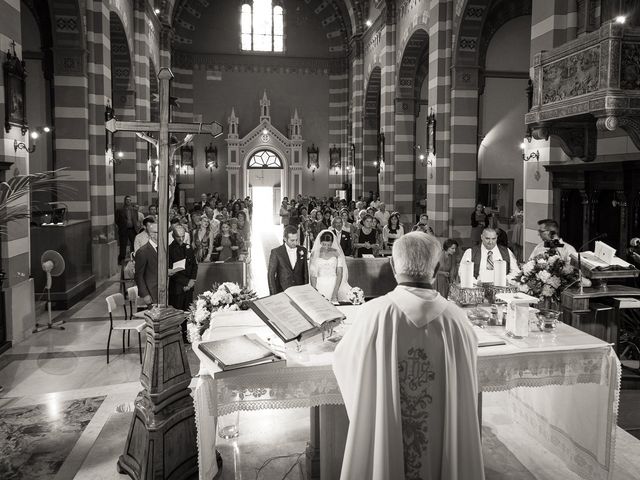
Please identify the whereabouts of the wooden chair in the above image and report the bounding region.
[105,293,146,364]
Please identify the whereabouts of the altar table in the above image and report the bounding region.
[192,306,620,480]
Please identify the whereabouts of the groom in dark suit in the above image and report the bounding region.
[268,225,309,294]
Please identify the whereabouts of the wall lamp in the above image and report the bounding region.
[14,126,52,153]
[307,143,319,180]
[205,143,218,170]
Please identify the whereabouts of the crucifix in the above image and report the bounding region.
[106,67,222,306]
[112,67,223,480]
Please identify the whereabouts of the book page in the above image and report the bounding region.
[199,335,275,368]
[284,284,345,326]
[254,293,315,340]
[172,258,186,271]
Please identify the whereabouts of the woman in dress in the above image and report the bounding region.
[192,215,214,262]
[213,221,243,262]
[382,212,405,249]
[309,230,352,302]
[279,199,290,226]
[435,239,459,298]
[470,203,489,245]
[177,205,190,225]
[352,214,382,257]
[511,198,524,262]
[340,208,357,235]
[231,202,242,218]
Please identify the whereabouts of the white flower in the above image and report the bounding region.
[522,262,535,275]
[541,285,554,297]
[194,306,209,324]
[562,264,574,275]
[547,255,560,265]
[187,323,201,343]
[537,270,551,283]
[537,258,548,266]
[196,298,206,311]
[221,282,241,295]
[229,304,239,311]
[518,283,530,293]
[548,275,561,289]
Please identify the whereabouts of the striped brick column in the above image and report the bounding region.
[426,0,453,236]
[524,0,578,257]
[113,92,137,205]
[350,40,364,201]
[393,98,416,224]
[362,119,378,199]
[449,73,479,246]
[379,22,396,210]
[0,3,37,341]
[134,0,152,208]
[87,0,117,278]
[172,66,195,207]
[328,68,348,193]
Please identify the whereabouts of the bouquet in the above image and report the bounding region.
[347,286,365,305]
[513,252,577,304]
[187,282,257,342]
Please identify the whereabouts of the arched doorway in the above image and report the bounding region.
[245,149,285,226]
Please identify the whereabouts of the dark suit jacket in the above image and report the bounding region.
[134,242,158,303]
[267,244,309,295]
[115,205,140,232]
[330,228,352,256]
[168,241,198,295]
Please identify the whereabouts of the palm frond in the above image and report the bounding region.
[0,169,72,232]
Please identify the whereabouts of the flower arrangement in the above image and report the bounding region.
[513,252,577,304]
[347,286,365,305]
[187,282,257,342]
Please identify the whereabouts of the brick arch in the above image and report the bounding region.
[364,66,381,120]
[396,28,428,99]
[453,0,531,70]
[110,12,133,94]
[169,0,358,55]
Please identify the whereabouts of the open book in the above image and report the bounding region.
[570,241,633,271]
[250,284,346,343]
[197,334,283,372]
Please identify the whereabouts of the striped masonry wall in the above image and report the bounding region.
[86,0,116,254]
[0,0,29,289]
[172,66,195,206]
[393,103,416,225]
[427,0,453,236]
[524,0,578,257]
[379,23,396,211]
[351,54,364,200]
[133,0,152,209]
[113,97,137,206]
[328,70,349,193]
[362,119,378,199]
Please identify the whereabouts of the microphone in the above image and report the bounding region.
[576,233,608,294]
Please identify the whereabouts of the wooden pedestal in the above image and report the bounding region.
[118,306,198,480]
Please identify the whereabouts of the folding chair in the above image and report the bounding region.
[105,293,146,364]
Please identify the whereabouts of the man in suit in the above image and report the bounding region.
[197,193,210,211]
[331,216,352,256]
[461,227,520,284]
[115,195,140,263]
[168,225,198,341]
[135,222,158,305]
[268,225,309,294]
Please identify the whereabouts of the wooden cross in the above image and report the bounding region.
[106,67,222,306]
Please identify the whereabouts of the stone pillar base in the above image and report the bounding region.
[92,240,119,280]
[4,278,36,344]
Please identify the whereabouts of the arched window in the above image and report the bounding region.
[248,150,283,168]
[241,0,284,52]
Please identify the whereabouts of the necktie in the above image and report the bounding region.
[487,251,494,271]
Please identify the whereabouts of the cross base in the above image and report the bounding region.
[118,306,198,480]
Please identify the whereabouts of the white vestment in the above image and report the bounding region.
[333,285,484,480]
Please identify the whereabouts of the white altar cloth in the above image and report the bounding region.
[192,306,620,480]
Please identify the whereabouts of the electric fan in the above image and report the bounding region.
[33,250,66,332]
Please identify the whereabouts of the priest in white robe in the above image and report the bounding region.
[333,232,484,480]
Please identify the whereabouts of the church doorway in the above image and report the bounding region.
[245,150,285,225]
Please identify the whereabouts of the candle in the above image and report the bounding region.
[494,259,507,286]
[460,260,474,288]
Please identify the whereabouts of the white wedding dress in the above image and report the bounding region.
[315,256,339,300]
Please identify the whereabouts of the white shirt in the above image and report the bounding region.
[461,244,520,283]
[149,239,157,252]
[529,239,577,262]
[285,244,297,269]
[374,210,390,227]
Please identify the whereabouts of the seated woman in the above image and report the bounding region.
[236,211,251,242]
[192,215,214,262]
[382,212,404,249]
[413,213,435,235]
[434,238,459,298]
[309,230,352,302]
[352,214,382,257]
[340,208,357,235]
[212,221,244,262]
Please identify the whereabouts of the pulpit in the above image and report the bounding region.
[30,219,95,309]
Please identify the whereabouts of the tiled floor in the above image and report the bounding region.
[1,224,640,479]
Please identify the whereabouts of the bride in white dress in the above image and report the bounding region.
[309,229,352,302]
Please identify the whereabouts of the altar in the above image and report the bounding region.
[192,306,620,480]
